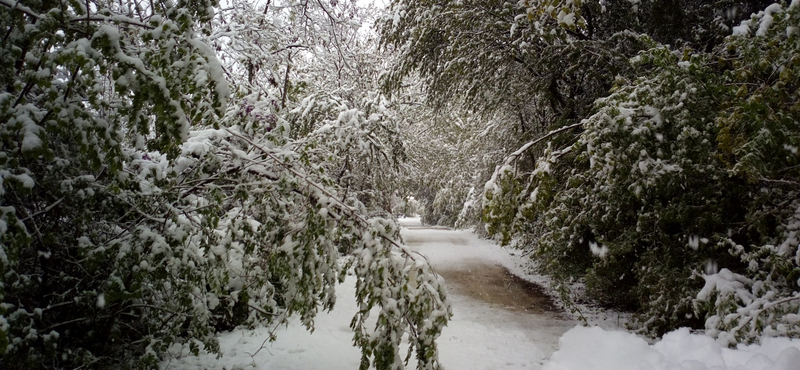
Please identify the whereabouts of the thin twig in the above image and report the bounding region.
[20,197,64,222]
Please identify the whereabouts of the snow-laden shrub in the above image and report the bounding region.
[391,195,424,217]
[484,1,800,341]
[424,183,469,227]
[1,2,229,367]
[693,1,800,344]
[296,92,407,213]
[486,38,736,334]
[0,2,451,369]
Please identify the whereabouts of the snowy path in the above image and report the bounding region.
[165,218,574,370]
[398,218,574,369]
[401,219,576,369]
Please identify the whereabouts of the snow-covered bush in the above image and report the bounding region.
[693,1,800,344]
[290,92,406,214]
[1,2,229,367]
[391,195,423,217]
[484,1,800,341]
[0,1,450,369]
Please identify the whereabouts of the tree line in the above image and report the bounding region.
[0,1,449,369]
[384,0,800,343]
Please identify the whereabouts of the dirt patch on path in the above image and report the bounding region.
[437,262,561,315]
[401,226,565,317]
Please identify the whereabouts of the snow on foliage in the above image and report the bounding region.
[380,0,799,357]
[479,0,800,342]
[0,1,449,369]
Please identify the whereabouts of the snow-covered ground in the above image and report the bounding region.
[163,217,800,370]
[398,218,575,369]
[544,326,800,370]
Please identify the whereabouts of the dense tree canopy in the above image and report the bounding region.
[382,0,800,343]
[3,0,800,368]
[0,1,450,369]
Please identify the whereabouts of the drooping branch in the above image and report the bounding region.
[488,120,584,183]
[0,0,42,19]
[225,128,429,263]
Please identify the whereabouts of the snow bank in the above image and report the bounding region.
[542,326,800,370]
[163,277,367,370]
